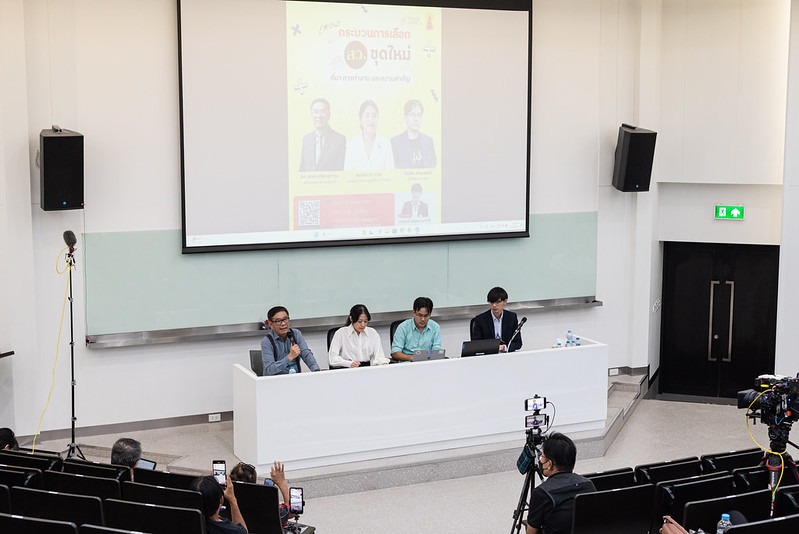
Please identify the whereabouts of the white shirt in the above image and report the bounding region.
[344,135,395,170]
[492,311,503,340]
[328,325,389,368]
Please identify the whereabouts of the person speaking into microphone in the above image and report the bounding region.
[261,306,320,376]
[470,287,523,352]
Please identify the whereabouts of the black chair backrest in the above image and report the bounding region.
[725,512,799,533]
[634,457,701,485]
[132,468,198,490]
[469,316,477,339]
[389,319,403,344]
[44,470,122,500]
[327,326,338,351]
[0,465,43,488]
[0,512,78,534]
[80,526,142,534]
[231,480,284,534]
[700,448,762,473]
[0,483,9,513]
[63,459,130,481]
[583,469,636,491]
[122,480,202,510]
[104,498,204,534]
[249,349,264,376]
[10,485,104,527]
[571,483,654,534]
[775,483,799,516]
[682,488,772,533]
[731,465,770,492]
[652,474,736,534]
[0,449,63,471]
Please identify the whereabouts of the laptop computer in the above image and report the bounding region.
[413,349,447,361]
[461,339,502,357]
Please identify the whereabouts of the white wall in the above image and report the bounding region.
[0,0,792,437]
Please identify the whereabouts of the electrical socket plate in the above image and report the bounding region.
[208,413,221,422]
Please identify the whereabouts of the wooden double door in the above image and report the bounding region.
[659,242,779,398]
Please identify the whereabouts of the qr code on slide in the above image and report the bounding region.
[298,199,321,227]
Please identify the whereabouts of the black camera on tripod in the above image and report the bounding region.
[737,374,799,425]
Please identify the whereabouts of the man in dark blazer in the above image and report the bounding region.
[471,286,522,352]
[299,98,346,172]
[391,99,437,169]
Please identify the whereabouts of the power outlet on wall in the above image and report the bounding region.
[208,413,222,423]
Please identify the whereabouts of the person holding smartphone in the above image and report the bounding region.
[328,304,389,369]
[230,461,294,529]
[261,306,320,375]
[192,473,249,533]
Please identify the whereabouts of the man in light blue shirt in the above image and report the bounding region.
[261,306,320,375]
[390,296,442,362]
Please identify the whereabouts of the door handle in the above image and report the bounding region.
[723,281,734,362]
[708,281,719,362]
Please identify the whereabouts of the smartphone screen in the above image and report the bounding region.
[289,486,304,514]
[525,414,547,428]
[213,460,226,485]
[525,397,546,411]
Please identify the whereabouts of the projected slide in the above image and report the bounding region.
[179,0,530,251]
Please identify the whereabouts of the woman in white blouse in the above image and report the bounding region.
[328,304,389,369]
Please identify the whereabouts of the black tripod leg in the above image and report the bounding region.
[510,468,534,534]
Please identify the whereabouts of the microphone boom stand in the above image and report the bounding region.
[64,249,85,460]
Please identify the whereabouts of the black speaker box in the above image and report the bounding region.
[40,128,84,211]
[612,124,656,192]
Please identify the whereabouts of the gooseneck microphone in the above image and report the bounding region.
[506,316,527,352]
[63,230,77,254]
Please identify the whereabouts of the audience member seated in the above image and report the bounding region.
[0,428,19,450]
[192,474,248,533]
[111,437,141,481]
[230,461,293,529]
[471,286,522,352]
[390,296,441,362]
[526,433,596,534]
[261,306,320,375]
[328,304,389,369]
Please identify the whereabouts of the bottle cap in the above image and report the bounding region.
[721,513,730,521]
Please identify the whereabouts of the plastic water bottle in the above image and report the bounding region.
[716,513,731,533]
[288,364,297,375]
[566,329,574,345]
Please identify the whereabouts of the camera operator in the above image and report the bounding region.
[525,433,595,534]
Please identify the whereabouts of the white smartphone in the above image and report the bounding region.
[289,486,304,514]
[213,460,226,486]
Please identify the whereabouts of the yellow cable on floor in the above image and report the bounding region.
[30,248,71,453]
[744,387,786,498]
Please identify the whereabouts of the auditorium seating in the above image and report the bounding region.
[571,483,654,534]
[582,467,636,491]
[725,512,799,532]
[0,449,63,471]
[0,483,9,513]
[44,470,122,500]
[731,465,770,492]
[634,457,702,484]
[775,483,799,516]
[103,498,204,534]
[0,512,78,534]
[249,348,264,375]
[80,526,142,534]
[682,488,772,532]
[132,466,198,489]
[10,486,105,527]
[230,480,285,534]
[62,459,130,481]
[0,465,42,488]
[650,473,736,533]
[121,480,202,509]
[700,448,762,473]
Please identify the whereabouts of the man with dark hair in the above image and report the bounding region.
[111,437,141,480]
[192,475,248,533]
[391,99,437,169]
[261,306,320,375]
[390,296,442,362]
[0,428,19,450]
[471,286,522,352]
[526,433,595,534]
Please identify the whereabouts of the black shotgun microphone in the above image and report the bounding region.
[63,230,77,254]
[506,317,527,352]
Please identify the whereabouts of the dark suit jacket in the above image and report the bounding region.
[470,309,522,352]
[399,200,428,218]
[391,132,437,169]
[300,127,346,171]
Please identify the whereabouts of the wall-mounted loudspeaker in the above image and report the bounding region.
[612,124,656,192]
[40,127,84,211]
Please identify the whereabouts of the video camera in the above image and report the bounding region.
[737,374,799,425]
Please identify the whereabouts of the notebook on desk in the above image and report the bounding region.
[412,349,447,361]
[461,339,502,357]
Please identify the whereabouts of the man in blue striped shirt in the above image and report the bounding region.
[390,296,442,362]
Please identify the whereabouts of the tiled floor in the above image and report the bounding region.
[34,398,772,533]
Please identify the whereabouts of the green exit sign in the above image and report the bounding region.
[715,205,745,220]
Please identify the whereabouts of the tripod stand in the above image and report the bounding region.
[64,250,85,460]
[761,422,799,516]
[510,430,545,534]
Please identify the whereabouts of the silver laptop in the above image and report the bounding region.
[413,349,447,361]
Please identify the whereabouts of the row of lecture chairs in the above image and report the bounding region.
[571,448,799,533]
[0,449,287,534]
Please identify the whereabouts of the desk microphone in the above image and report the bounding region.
[506,317,527,352]
[63,230,77,254]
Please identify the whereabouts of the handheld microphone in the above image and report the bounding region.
[63,230,77,253]
[287,329,296,345]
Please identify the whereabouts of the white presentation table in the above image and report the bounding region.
[233,340,608,470]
